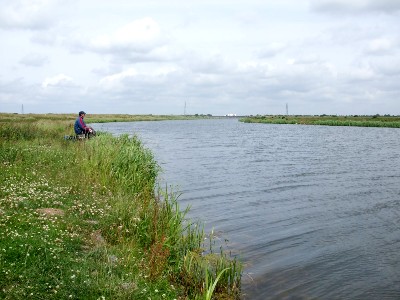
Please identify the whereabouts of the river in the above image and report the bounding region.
[94,118,400,300]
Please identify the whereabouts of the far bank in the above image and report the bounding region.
[239,114,400,128]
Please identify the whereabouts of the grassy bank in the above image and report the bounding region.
[0,114,241,299]
[239,115,400,128]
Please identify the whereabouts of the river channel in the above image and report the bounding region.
[94,118,400,300]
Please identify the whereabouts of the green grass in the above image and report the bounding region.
[239,115,400,128]
[0,114,242,299]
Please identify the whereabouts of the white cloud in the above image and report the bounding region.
[310,0,400,14]
[345,66,376,82]
[99,65,180,91]
[256,43,287,58]
[99,69,138,90]
[89,18,165,53]
[0,0,61,30]
[42,74,73,88]
[30,28,65,46]
[286,54,322,65]
[371,59,400,76]
[20,53,49,67]
[365,38,394,55]
[184,53,236,75]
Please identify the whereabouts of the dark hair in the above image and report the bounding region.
[79,111,86,115]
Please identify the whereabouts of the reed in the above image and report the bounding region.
[204,268,229,300]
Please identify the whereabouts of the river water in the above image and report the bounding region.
[94,119,400,300]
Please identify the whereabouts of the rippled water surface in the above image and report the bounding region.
[94,119,400,299]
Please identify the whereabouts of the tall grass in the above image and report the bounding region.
[80,133,159,195]
[78,133,242,298]
[0,114,242,299]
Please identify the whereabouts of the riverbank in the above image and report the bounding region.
[239,115,400,128]
[0,114,241,299]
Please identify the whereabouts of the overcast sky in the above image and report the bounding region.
[1,0,400,116]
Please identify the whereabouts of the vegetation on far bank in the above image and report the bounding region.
[239,114,400,128]
[0,113,216,125]
[0,113,242,299]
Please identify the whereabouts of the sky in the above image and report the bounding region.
[1,0,400,116]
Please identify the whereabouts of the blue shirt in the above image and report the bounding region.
[74,116,87,134]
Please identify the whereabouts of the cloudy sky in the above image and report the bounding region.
[1,0,400,116]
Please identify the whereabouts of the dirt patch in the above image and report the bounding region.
[85,220,99,225]
[90,230,106,247]
[36,208,65,216]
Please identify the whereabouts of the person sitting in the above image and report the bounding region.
[74,111,94,138]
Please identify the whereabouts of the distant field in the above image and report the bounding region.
[239,115,400,128]
[0,113,214,123]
